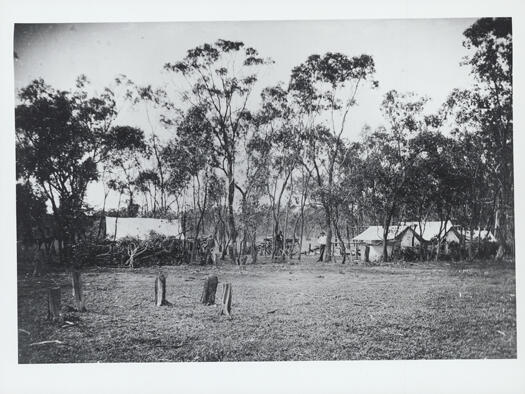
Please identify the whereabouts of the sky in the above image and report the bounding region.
[13,19,478,209]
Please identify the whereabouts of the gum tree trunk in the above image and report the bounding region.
[227,167,238,263]
[323,204,332,262]
[494,192,506,261]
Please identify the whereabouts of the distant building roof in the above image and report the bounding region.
[105,217,184,240]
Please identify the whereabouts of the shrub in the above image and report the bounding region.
[398,247,419,262]
[476,240,498,259]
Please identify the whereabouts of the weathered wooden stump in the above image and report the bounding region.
[71,270,87,312]
[32,259,42,277]
[47,287,61,322]
[200,275,218,305]
[32,249,45,277]
[219,283,232,317]
[154,273,169,306]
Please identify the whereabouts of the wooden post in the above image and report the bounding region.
[155,274,168,306]
[200,275,218,305]
[219,283,232,317]
[71,270,87,312]
[47,287,61,322]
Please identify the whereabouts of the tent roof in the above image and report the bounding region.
[352,221,455,243]
[105,217,184,240]
[403,221,453,241]
[352,225,407,242]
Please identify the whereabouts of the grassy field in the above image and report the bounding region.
[17,257,516,363]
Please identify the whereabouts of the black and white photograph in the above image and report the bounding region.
[2,0,524,393]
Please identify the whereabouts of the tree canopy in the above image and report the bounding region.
[15,18,515,264]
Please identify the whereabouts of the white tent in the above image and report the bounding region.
[105,217,184,240]
[351,225,406,262]
[351,221,457,262]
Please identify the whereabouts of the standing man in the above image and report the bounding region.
[317,231,327,262]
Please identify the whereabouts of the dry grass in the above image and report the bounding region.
[17,257,516,363]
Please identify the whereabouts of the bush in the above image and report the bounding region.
[398,247,419,262]
[476,240,498,259]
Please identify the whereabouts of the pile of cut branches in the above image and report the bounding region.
[72,232,191,267]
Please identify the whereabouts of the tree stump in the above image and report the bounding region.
[47,287,61,322]
[71,270,87,312]
[200,275,218,305]
[32,249,45,277]
[154,274,169,306]
[219,283,232,317]
[32,258,42,277]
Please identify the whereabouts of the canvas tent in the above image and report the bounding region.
[105,217,184,240]
[351,221,457,262]
[351,225,407,262]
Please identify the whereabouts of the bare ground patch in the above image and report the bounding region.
[17,258,516,363]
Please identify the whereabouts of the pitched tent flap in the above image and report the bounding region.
[105,217,185,240]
